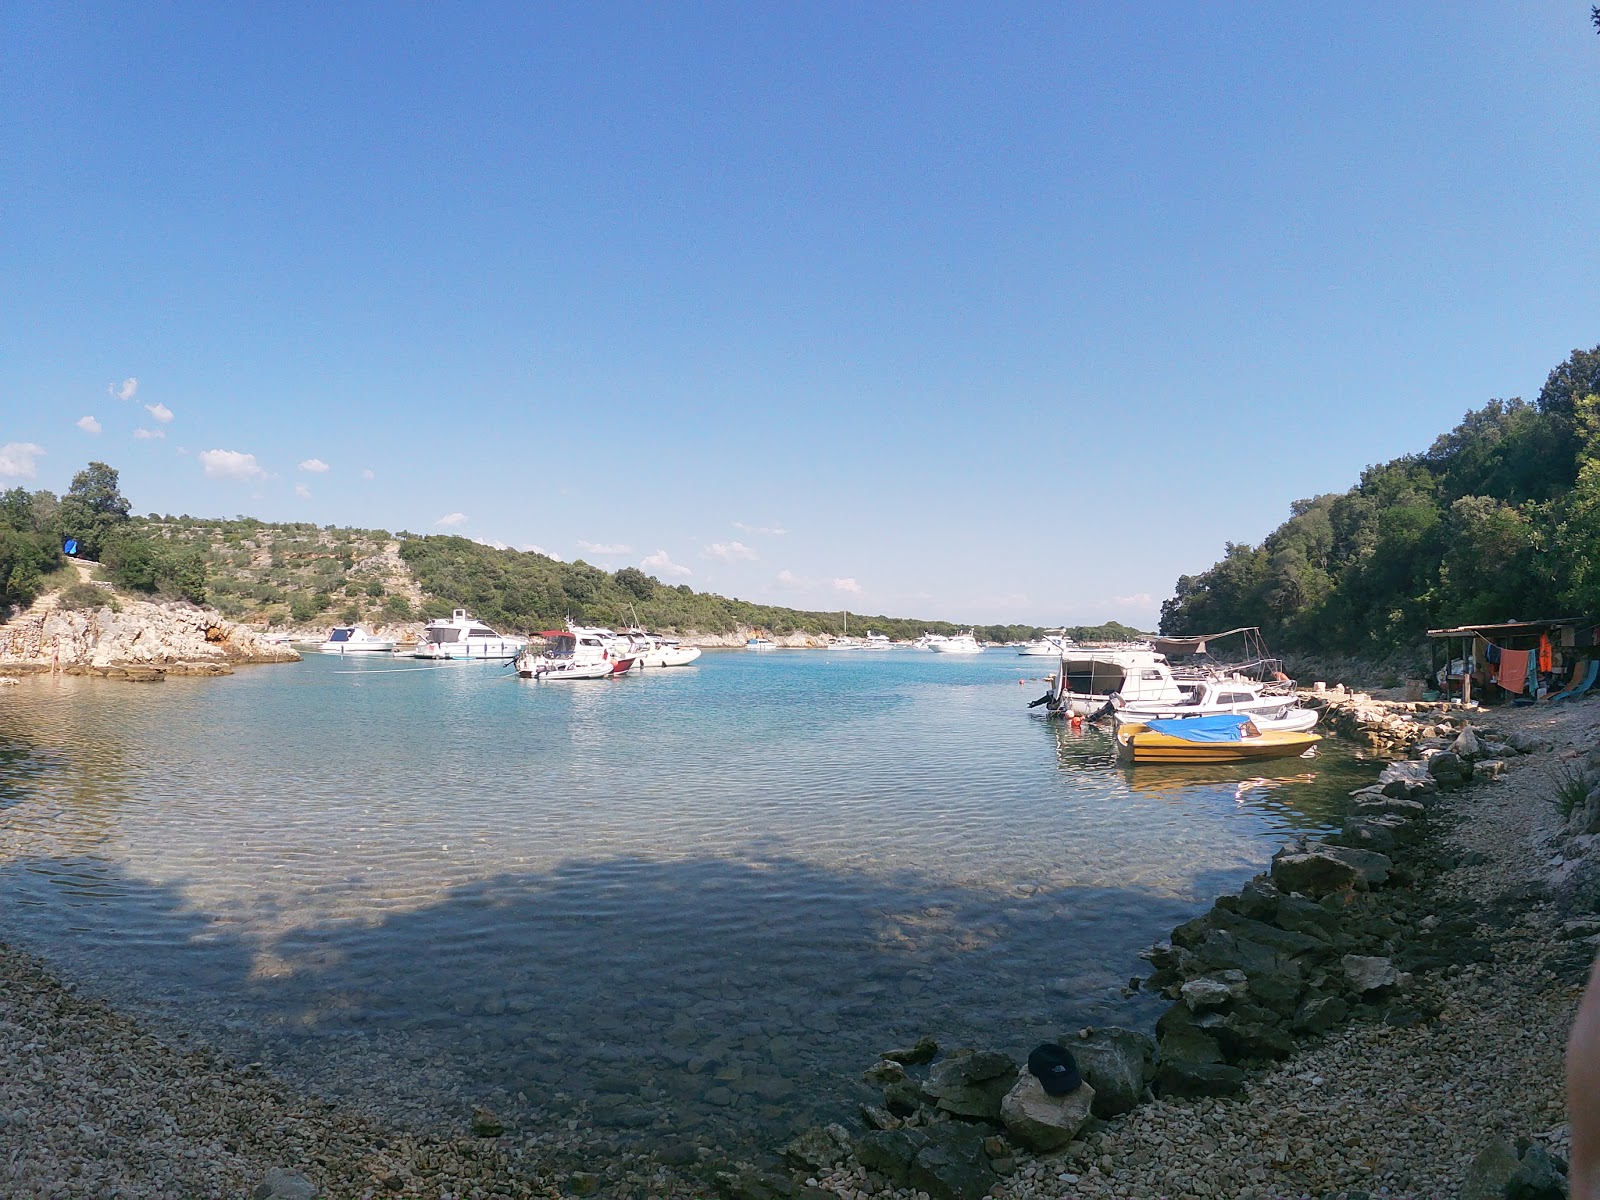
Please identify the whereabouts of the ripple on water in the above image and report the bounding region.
[0,653,1374,1154]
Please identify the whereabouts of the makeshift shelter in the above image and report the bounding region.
[1426,618,1598,704]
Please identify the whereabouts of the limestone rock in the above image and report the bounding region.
[782,1123,853,1171]
[1154,1059,1246,1098]
[1291,994,1349,1035]
[1451,725,1483,760]
[0,594,300,670]
[1070,1027,1156,1117]
[1460,1140,1519,1200]
[252,1169,318,1200]
[1181,977,1236,1011]
[907,1124,997,1200]
[1343,954,1410,994]
[924,1049,1017,1120]
[882,1036,939,1065]
[469,1106,503,1137]
[999,1074,1094,1153]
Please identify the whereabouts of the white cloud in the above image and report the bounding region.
[76,415,102,434]
[734,522,787,536]
[642,550,692,578]
[361,468,375,480]
[294,483,312,499]
[0,442,45,479]
[109,377,138,401]
[144,403,174,424]
[434,512,468,528]
[704,540,757,562]
[474,537,510,550]
[299,458,330,473]
[577,540,632,556]
[523,544,563,561]
[199,448,266,481]
[833,577,862,594]
[133,428,166,440]
[1109,592,1154,608]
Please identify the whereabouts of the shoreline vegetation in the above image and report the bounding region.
[2,684,1593,1199]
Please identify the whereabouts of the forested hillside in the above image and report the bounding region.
[8,463,1145,641]
[1160,345,1600,655]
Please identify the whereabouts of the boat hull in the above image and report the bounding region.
[1114,721,1321,764]
[517,659,612,680]
[316,643,395,654]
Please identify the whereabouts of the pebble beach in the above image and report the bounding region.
[3,697,1596,1200]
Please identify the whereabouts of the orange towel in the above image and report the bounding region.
[1539,634,1553,673]
[1497,648,1531,694]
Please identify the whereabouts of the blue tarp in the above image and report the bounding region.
[1143,715,1253,742]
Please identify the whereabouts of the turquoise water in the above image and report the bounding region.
[0,650,1374,1155]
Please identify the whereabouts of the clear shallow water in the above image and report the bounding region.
[0,650,1375,1155]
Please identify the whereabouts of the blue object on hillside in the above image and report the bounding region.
[1552,659,1599,704]
[1143,714,1255,742]
[63,538,78,556]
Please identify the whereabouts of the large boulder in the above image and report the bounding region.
[1069,1027,1156,1117]
[782,1124,853,1172]
[1343,954,1409,995]
[1154,1059,1246,1098]
[999,1074,1094,1152]
[1426,750,1473,789]
[1156,1004,1223,1066]
[1271,842,1392,896]
[1451,726,1483,760]
[923,1049,1018,1121]
[856,1124,996,1200]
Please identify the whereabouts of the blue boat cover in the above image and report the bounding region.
[1143,714,1254,742]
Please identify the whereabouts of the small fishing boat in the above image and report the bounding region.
[1114,714,1321,764]
[316,625,395,654]
[514,631,633,679]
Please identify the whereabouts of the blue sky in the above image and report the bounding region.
[3,3,1597,627]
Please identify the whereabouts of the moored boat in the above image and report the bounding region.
[1111,676,1300,723]
[515,630,633,679]
[1018,630,1076,657]
[929,630,983,654]
[413,610,527,660]
[745,636,777,651]
[316,625,395,654]
[1114,714,1321,764]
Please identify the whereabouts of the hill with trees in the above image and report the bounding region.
[6,461,1143,643]
[1159,344,1600,657]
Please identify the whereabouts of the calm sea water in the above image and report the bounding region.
[0,650,1374,1157]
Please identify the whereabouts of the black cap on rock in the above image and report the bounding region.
[1026,1043,1082,1096]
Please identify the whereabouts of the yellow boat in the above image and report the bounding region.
[1114,714,1321,764]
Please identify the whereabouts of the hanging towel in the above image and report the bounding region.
[1539,634,1553,673]
[1496,648,1531,695]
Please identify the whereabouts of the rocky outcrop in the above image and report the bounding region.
[0,593,300,673]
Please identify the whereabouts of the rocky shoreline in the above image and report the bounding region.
[2,695,1596,1199]
[0,592,300,677]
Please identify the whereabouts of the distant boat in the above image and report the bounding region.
[413,610,527,660]
[1018,630,1075,657]
[863,631,893,650]
[929,630,983,654]
[746,636,777,652]
[316,625,395,654]
[515,630,630,680]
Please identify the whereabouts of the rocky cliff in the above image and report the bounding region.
[0,594,301,675]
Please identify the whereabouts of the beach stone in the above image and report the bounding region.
[1212,1008,1296,1061]
[782,1123,853,1171]
[1272,894,1342,941]
[1508,731,1553,754]
[854,1129,926,1186]
[469,1106,503,1137]
[1154,1059,1246,1098]
[1070,1027,1156,1117]
[1181,977,1235,1011]
[1343,954,1409,995]
[1506,1142,1567,1199]
[1427,750,1473,788]
[1476,759,1507,780]
[1156,1004,1223,1065]
[1234,876,1283,921]
[1460,1139,1519,1200]
[252,1169,319,1200]
[1291,994,1349,1035]
[908,1124,997,1200]
[924,1049,1017,1120]
[1000,1074,1094,1152]
[1451,726,1483,760]
[1271,846,1360,897]
[1352,793,1428,819]
[882,1036,938,1065]
[1338,818,1398,853]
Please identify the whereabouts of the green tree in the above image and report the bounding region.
[55,462,132,559]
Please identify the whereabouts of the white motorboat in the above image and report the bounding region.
[863,631,893,650]
[1111,677,1301,723]
[620,628,702,667]
[413,609,527,660]
[515,630,628,679]
[746,636,777,651]
[316,625,395,654]
[1019,630,1076,657]
[1033,645,1180,716]
[930,630,984,654]
[828,637,862,650]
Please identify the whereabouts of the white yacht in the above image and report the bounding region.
[515,630,626,679]
[569,621,701,668]
[1019,630,1076,657]
[316,625,395,654]
[413,610,527,660]
[746,636,777,651]
[930,630,984,654]
[1035,645,1178,716]
[915,633,948,650]
[863,631,893,650]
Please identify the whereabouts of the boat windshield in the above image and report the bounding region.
[327,628,351,642]
[468,627,500,639]
[426,628,461,643]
